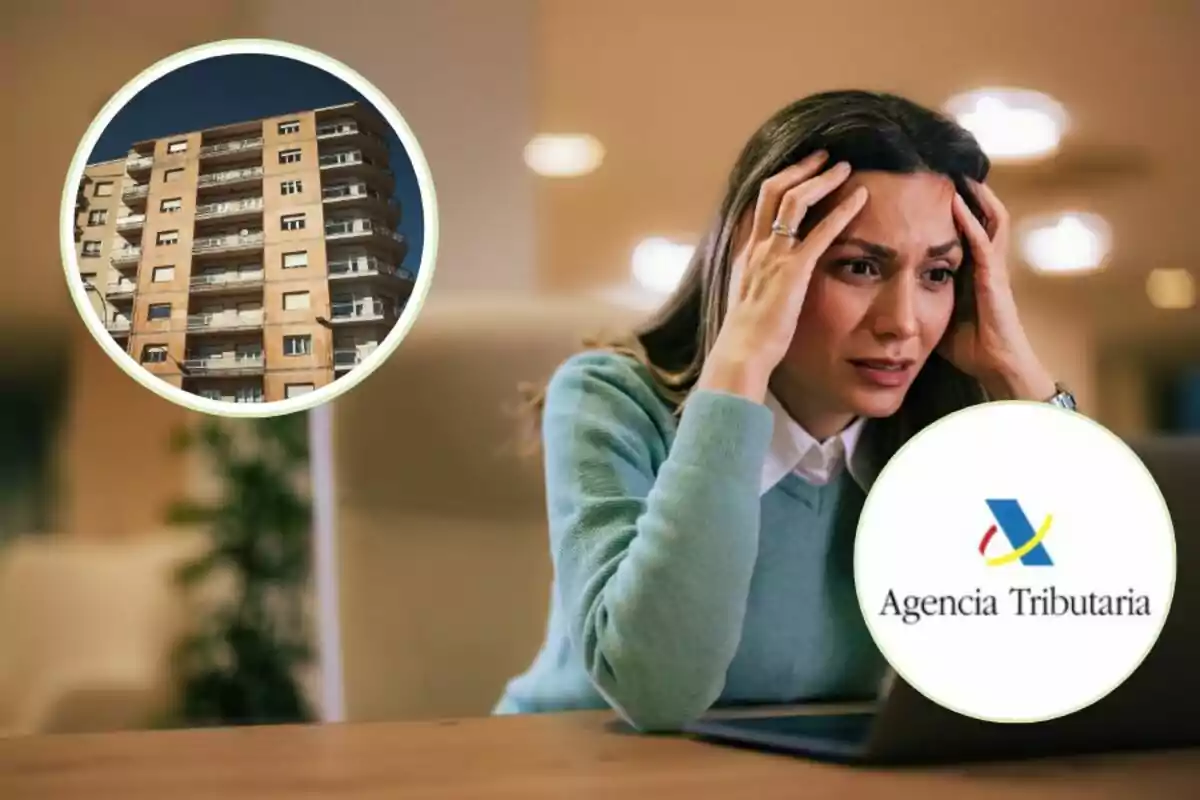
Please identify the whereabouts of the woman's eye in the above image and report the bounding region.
[926,267,957,285]
[841,259,879,278]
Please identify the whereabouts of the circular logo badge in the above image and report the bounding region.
[855,402,1176,723]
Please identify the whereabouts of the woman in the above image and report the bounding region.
[495,90,1073,732]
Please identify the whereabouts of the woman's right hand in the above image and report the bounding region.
[697,151,869,403]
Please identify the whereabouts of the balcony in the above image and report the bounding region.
[189,390,265,404]
[186,312,265,333]
[319,150,385,172]
[116,214,146,231]
[199,136,264,160]
[333,345,377,372]
[190,269,264,294]
[322,182,386,203]
[319,150,362,168]
[325,218,373,240]
[317,121,362,139]
[111,246,141,265]
[182,354,265,376]
[195,196,264,221]
[193,231,264,256]
[106,280,137,300]
[122,183,149,200]
[197,166,264,190]
[324,219,405,250]
[126,154,153,173]
[328,298,392,325]
[106,318,132,335]
[317,120,386,149]
[327,255,410,281]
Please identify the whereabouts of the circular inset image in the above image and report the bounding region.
[61,39,438,417]
[854,402,1176,724]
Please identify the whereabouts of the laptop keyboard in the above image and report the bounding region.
[718,712,875,745]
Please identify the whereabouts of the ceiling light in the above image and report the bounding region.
[945,88,1069,162]
[1146,268,1195,310]
[632,237,694,294]
[523,134,605,177]
[1018,212,1111,274]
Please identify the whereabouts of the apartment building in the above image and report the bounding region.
[73,102,414,404]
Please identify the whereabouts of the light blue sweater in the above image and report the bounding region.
[495,351,886,731]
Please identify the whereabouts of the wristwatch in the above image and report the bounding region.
[1045,382,1077,411]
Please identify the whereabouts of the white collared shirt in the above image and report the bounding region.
[760,392,867,495]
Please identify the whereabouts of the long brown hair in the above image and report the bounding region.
[524,90,992,467]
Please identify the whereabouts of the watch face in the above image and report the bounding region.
[1053,391,1077,410]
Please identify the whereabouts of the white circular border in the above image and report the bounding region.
[853,401,1178,724]
[60,38,440,418]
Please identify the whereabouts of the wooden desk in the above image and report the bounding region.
[1,711,1197,799]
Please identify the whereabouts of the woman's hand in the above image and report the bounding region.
[940,180,1057,401]
[697,151,869,403]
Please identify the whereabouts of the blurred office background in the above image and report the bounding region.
[0,0,1196,735]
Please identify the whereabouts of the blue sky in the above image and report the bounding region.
[90,53,424,269]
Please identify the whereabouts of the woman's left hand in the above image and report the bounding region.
[940,179,1058,401]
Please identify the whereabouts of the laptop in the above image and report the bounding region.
[685,436,1200,765]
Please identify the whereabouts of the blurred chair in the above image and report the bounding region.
[0,533,201,736]
[332,294,643,721]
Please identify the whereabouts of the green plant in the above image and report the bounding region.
[164,413,315,727]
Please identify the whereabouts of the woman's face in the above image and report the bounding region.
[776,170,964,427]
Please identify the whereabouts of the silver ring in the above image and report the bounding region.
[770,219,797,238]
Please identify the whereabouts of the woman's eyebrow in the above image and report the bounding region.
[832,237,962,259]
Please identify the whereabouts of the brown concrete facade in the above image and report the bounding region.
[74,101,414,405]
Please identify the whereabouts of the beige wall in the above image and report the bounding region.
[266,322,331,377]
[1012,284,1097,416]
[61,324,196,541]
[265,369,331,400]
[130,285,189,382]
[76,161,126,285]
[1,2,254,540]
[257,0,539,295]
[1096,355,1153,439]
[143,143,200,289]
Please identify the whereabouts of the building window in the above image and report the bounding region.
[161,197,182,213]
[167,140,188,154]
[282,291,310,311]
[236,343,262,360]
[282,251,308,269]
[236,386,264,403]
[279,148,302,164]
[283,335,312,356]
[281,179,303,196]
[94,181,113,197]
[285,383,315,399]
[87,209,108,226]
[281,213,306,231]
[278,120,301,135]
[81,240,101,257]
[147,303,171,321]
[164,168,184,182]
[157,230,179,246]
[152,266,175,283]
[141,345,168,363]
